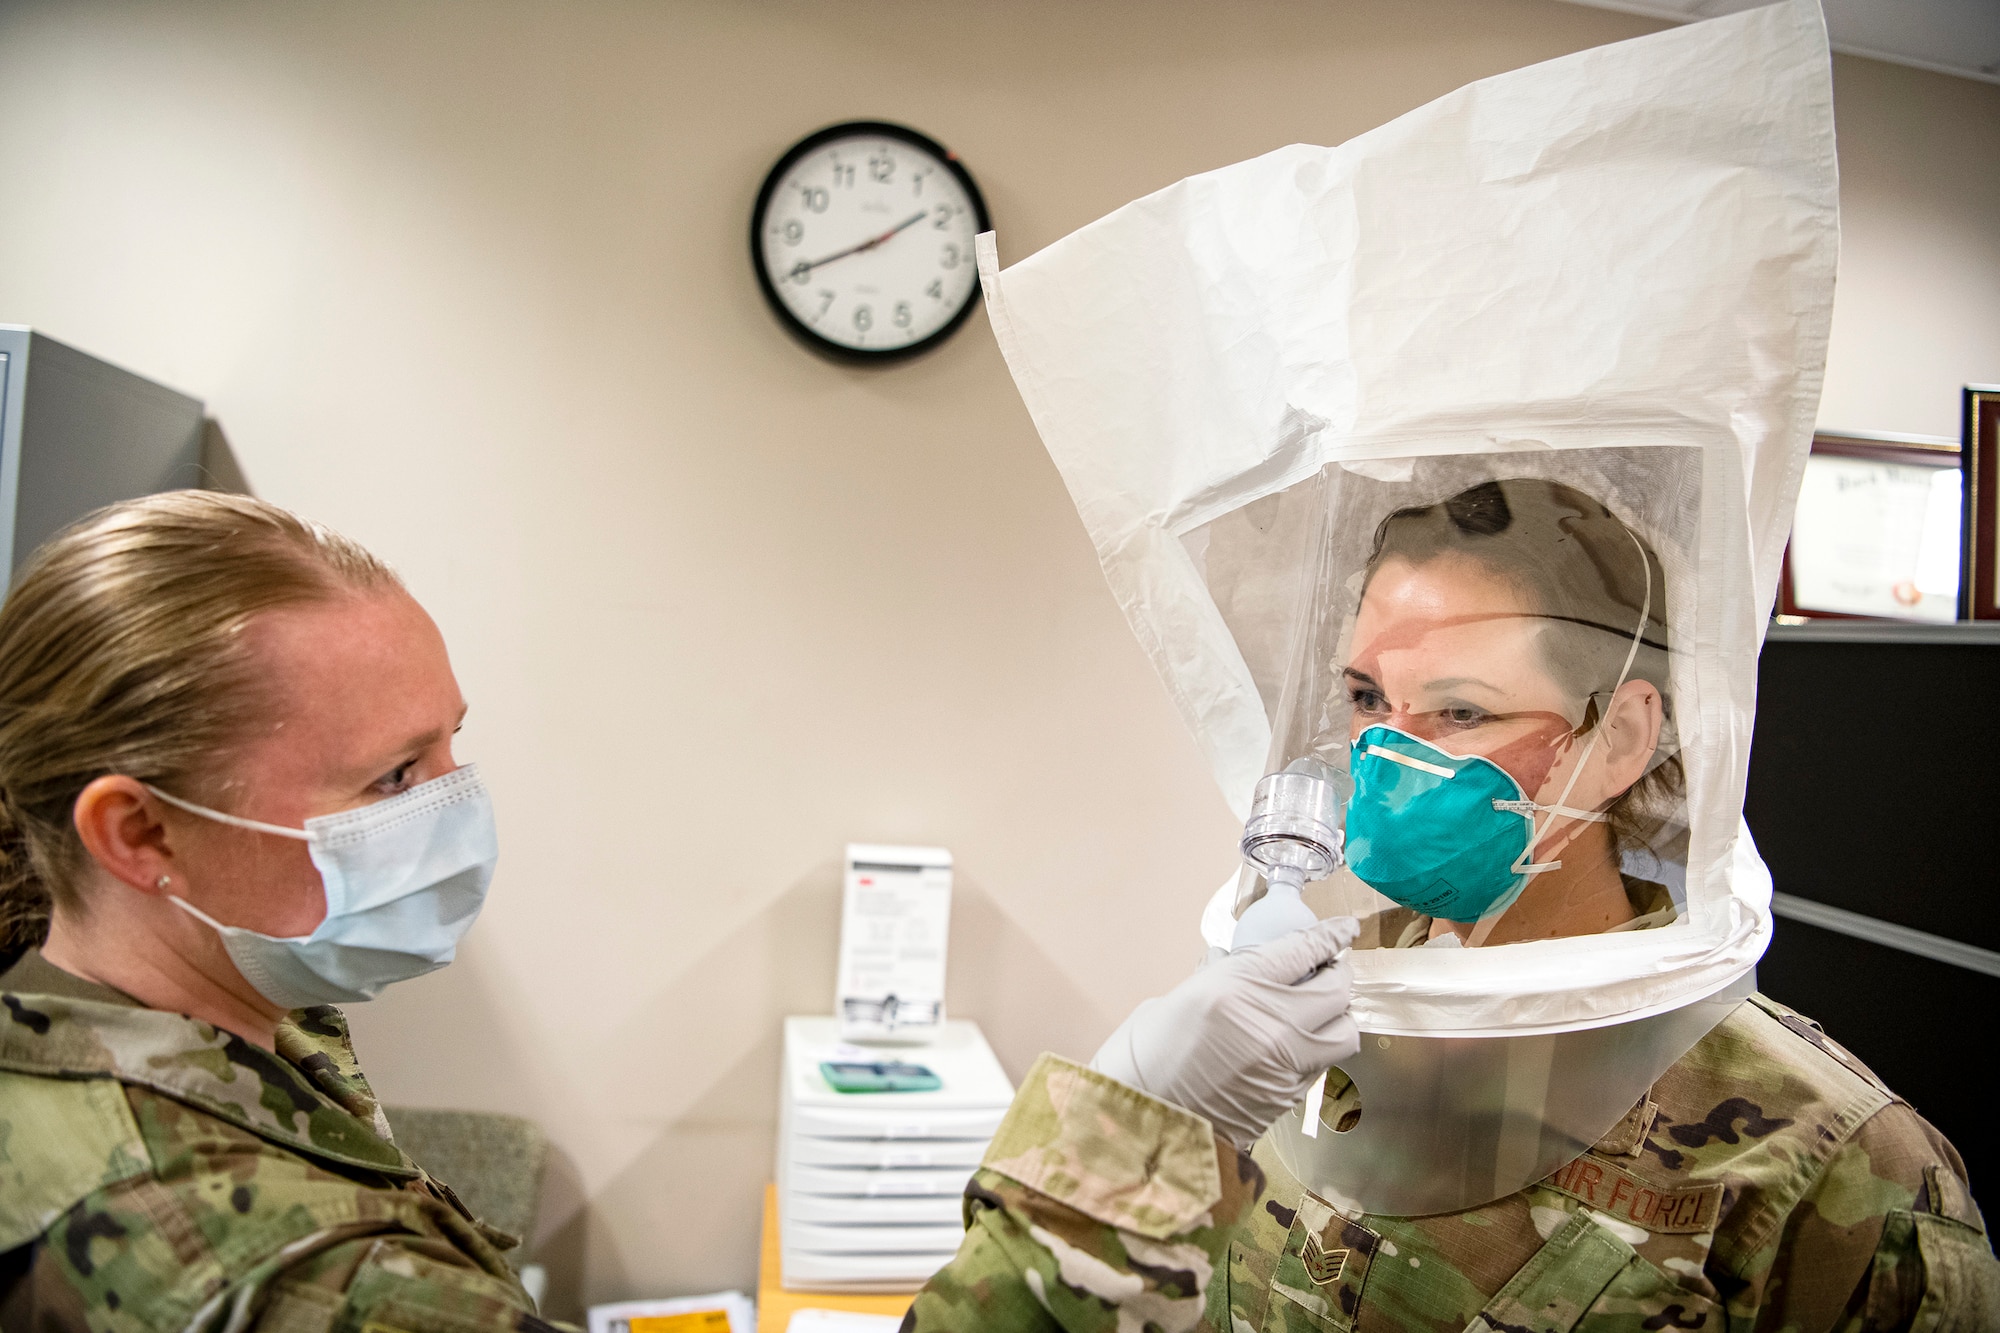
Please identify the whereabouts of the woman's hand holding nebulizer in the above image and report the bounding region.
[1089,758,1358,1150]
[1089,915,1359,1150]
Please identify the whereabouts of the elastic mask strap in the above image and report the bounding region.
[144,784,313,842]
[165,893,311,951]
[1491,800,1611,822]
[1476,525,1655,933]
[166,892,240,935]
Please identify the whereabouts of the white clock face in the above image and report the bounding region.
[756,130,985,356]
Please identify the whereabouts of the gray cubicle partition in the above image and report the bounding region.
[1747,619,2000,1209]
[0,326,205,586]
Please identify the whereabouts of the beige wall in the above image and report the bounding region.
[1,0,1994,1310]
[1820,54,2000,438]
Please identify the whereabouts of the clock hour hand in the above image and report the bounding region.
[789,211,929,280]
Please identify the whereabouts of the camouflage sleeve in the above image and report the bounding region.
[1759,1101,2000,1332]
[0,1081,569,1333]
[2,1226,567,1333]
[903,1054,1266,1333]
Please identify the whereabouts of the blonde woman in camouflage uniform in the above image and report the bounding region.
[0,495,548,1333]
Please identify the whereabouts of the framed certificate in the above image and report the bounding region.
[1963,386,2000,621]
[1779,432,1962,622]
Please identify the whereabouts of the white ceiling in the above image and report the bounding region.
[1558,0,2000,84]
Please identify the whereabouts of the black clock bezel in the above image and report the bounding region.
[750,120,992,366]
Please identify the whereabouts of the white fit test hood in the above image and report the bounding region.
[976,1,1837,1212]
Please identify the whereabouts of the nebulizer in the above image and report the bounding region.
[978,0,1837,1212]
[1230,760,1344,950]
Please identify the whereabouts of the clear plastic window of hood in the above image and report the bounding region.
[1213,446,1697,954]
[1191,444,1759,1214]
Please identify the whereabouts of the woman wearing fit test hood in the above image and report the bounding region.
[939,2,2000,1329]
[0,494,1349,1326]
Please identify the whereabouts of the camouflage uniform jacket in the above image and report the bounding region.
[0,950,558,1333]
[909,994,2000,1332]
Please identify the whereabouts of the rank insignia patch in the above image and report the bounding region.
[1302,1234,1348,1286]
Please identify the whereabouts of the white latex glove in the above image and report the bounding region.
[1089,915,1360,1150]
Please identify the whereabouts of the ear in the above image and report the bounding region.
[1591,679,1665,798]
[72,776,181,896]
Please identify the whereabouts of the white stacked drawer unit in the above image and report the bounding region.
[776,1017,1015,1291]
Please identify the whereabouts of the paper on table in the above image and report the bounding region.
[785,1313,905,1333]
[587,1293,755,1333]
[630,1316,728,1333]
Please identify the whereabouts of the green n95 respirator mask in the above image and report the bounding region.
[1344,724,1609,925]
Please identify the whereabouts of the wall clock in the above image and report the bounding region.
[751,121,991,364]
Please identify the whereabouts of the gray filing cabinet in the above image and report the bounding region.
[0,326,206,586]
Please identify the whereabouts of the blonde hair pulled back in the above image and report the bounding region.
[0,491,398,968]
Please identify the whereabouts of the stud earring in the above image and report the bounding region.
[156,874,172,890]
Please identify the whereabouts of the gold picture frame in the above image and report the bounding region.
[1963,386,2000,621]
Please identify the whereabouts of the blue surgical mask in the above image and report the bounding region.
[1343,725,1607,923]
[146,766,498,1009]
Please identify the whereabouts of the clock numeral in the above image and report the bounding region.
[781,220,803,246]
[830,163,855,188]
[869,154,895,183]
[941,243,960,270]
[933,205,955,230]
[893,302,912,329]
[911,167,931,196]
[853,305,873,332]
[816,290,835,319]
[788,262,810,285]
[801,187,829,214]
[926,279,943,301]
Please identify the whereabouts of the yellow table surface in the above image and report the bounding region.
[756,1183,914,1333]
